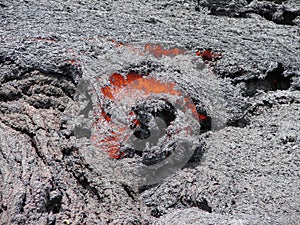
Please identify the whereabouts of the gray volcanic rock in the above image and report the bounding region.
[143,95,300,223]
[156,208,279,224]
[199,0,300,25]
[198,0,249,16]
[0,0,299,224]
[244,0,300,25]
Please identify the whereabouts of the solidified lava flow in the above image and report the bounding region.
[91,71,206,159]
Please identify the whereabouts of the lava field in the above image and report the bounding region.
[0,0,299,224]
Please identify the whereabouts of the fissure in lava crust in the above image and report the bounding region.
[91,71,208,159]
[87,42,219,160]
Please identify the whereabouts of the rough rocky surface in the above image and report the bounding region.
[0,0,299,224]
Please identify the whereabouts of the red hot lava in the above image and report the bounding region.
[108,39,222,62]
[144,44,185,58]
[90,42,218,159]
[196,50,222,62]
[92,72,207,159]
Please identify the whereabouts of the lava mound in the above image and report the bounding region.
[87,71,202,185]
[93,72,201,157]
[74,42,226,186]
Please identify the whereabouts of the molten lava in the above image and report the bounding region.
[92,72,207,159]
[196,50,222,62]
[91,41,217,159]
[108,39,222,63]
[144,44,185,58]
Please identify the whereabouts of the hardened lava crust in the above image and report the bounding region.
[0,0,299,224]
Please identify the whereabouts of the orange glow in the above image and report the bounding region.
[127,77,181,96]
[106,40,222,64]
[93,72,204,159]
[198,113,207,121]
[144,44,185,58]
[126,71,143,83]
[108,39,124,47]
[109,73,126,87]
[101,86,114,99]
[67,59,81,66]
[101,72,144,100]
[196,50,222,62]
[101,110,111,122]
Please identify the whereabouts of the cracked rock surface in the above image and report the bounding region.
[0,0,299,224]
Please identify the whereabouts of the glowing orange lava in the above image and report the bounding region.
[196,50,222,62]
[144,44,185,58]
[92,72,206,159]
[91,41,217,159]
[108,40,222,63]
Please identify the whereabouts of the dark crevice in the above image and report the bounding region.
[0,121,48,165]
[187,144,206,166]
[245,0,300,25]
[63,149,103,201]
[191,98,212,133]
[218,68,246,79]
[47,218,56,225]
[0,3,8,8]
[0,54,9,63]
[231,63,293,97]
[198,1,299,26]
[245,3,299,25]
[0,145,7,160]
[121,184,136,201]
[247,95,298,116]
[0,204,7,213]
[245,70,290,97]
[19,193,26,213]
[0,92,23,102]
[72,173,102,201]
[195,0,200,11]
[138,183,159,193]
[46,191,62,214]
[275,10,299,25]
[59,127,74,141]
[180,196,212,213]
[227,116,250,128]
[199,0,249,17]
[61,146,76,157]
[150,208,162,218]
[58,63,83,85]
